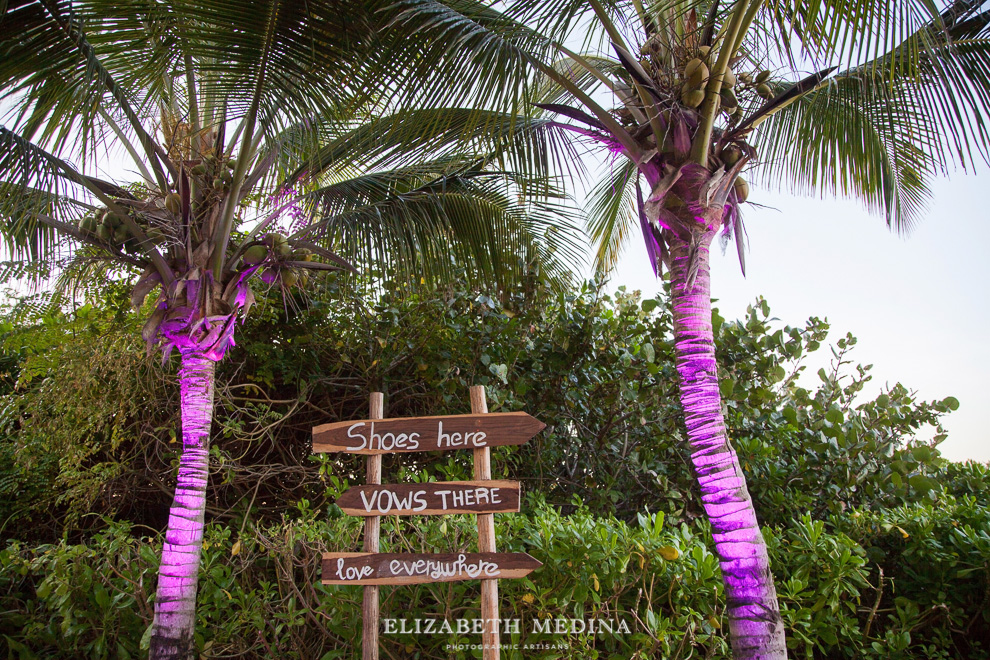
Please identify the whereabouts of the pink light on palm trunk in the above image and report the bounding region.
[667,231,787,659]
[149,351,216,658]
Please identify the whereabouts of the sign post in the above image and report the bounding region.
[312,388,544,659]
[362,392,384,660]
[470,385,500,658]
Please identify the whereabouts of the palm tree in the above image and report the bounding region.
[0,1,581,657]
[393,0,990,656]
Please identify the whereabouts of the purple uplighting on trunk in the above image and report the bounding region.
[149,351,216,659]
[668,231,787,659]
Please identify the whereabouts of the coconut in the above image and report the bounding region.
[213,177,224,189]
[97,224,112,242]
[721,146,742,166]
[164,193,182,214]
[683,88,706,108]
[720,87,738,106]
[243,244,269,265]
[79,216,97,235]
[684,58,709,86]
[755,70,771,83]
[733,176,750,202]
[281,269,298,288]
[756,83,773,99]
[738,72,752,84]
[699,45,711,59]
[277,241,293,258]
[113,225,129,244]
[190,163,207,176]
[723,69,736,87]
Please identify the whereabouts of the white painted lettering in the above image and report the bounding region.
[346,423,368,451]
[335,558,373,581]
[359,489,378,512]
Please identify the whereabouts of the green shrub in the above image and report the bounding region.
[3,498,988,659]
[1,279,987,658]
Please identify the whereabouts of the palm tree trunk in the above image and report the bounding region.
[668,230,788,660]
[149,350,216,660]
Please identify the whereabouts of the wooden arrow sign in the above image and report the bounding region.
[312,412,545,455]
[322,552,542,585]
[336,480,520,517]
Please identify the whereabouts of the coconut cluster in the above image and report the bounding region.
[738,69,773,100]
[241,232,313,289]
[76,207,169,254]
[188,153,236,196]
[666,44,775,118]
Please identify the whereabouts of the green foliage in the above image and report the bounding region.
[2,496,988,659]
[1,278,987,657]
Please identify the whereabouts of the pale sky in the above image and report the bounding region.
[606,162,990,463]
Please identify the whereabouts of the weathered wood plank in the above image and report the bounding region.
[337,481,520,517]
[312,412,545,455]
[321,552,542,586]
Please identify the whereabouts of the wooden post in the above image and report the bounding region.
[362,392,384,660]
[470,385,499,659]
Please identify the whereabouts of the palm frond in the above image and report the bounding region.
[755,74,937,232]
[586,157,639,274]
[291,108,582,195]
[295,160,585,291]
[754,5,990,232]
[170,0,372,136]
[0,129,92,261]
[383,0,556,112]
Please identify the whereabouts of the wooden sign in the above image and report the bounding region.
[312,412,545,455]
[336,480,520,517]
[322,552,542,586]
[313,388,545,660]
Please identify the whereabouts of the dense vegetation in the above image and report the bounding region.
[1,274,987,659]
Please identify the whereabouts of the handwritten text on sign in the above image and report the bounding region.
[336,481,520,516]
[322,552,542,585]
[312,412,545,455]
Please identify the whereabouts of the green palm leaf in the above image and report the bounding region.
[292,108,581,193]
[297,159,584,290]
[586,157,639,274]
[755,3,990,231]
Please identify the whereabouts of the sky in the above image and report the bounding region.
[603,161,990,463]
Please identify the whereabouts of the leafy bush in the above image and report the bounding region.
[1,277,987,658]
[2,496,988,659]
